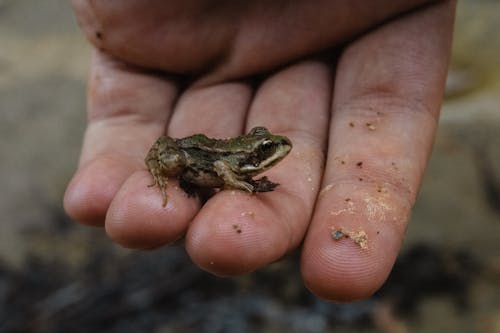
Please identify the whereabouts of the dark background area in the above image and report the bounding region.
[1,1,499,332]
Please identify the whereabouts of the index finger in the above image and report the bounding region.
[301,0,456,300]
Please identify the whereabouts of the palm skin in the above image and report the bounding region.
[65,0,456,300]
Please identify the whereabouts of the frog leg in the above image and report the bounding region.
[213,160,254,192]
[155,177,168,207]
[250,176,279,192]
[179,177,198,197]
[157,177,168,207]
[147,166,168,207]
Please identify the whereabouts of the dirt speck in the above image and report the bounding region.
[240,211,254,218]
[232,224,242,234]
[334,156,347,165]
[363,196,396,224]
[319,183,334,196]
[330,197,356,216]
[332,229,345,240]
[330,227,369,249]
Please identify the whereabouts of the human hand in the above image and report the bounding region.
[64,0,456,300]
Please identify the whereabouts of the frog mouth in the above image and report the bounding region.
[240,142,292,173]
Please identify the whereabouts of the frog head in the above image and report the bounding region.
[239,127,292,175]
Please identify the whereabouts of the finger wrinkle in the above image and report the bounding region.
[87,51,178,122]
[335,91,439,124]
[320,182,412,234]
[293,126,330,146]
[88,108,169,127]
[88,83,176,123]
[322,172,415,208]
[79,122,161,169]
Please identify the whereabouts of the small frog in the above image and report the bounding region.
[145,127,292,206]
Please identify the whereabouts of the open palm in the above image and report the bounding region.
[65,0,456,300]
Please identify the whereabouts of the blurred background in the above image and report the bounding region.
[1,1,499,332]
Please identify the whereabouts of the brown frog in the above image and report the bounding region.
[145,127,292,206]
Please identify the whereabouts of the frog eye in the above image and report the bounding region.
[249,126,270,136]
[260,140,274,152]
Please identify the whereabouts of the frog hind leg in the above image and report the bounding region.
[251,176,279,192]
[179,177,198,197]
[213,160,254,192]
[179,177,214,204]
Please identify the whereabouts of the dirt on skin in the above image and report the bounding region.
[0,0,500,332]
[331,227,369,250]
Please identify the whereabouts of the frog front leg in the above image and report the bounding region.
[250,176,279,192]
[213,160,254,192]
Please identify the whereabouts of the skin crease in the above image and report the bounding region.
[64,1,456,301]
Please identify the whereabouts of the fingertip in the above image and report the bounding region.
[105,171,199,249]
[64,158,131,226]
[187,227,258,276]
[185,193,289,276]
[301,225,401,301]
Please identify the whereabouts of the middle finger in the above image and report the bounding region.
[186,60,332,275]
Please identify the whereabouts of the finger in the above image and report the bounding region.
[301,1,456,300]
[186,60,332,275]
[168,81,253,138]
[105,81,253,248]
[64,49,178,227]
[72,0,435,82]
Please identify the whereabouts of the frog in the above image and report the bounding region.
[145,126,292,206]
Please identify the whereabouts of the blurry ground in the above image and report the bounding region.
[0,1,499,332]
